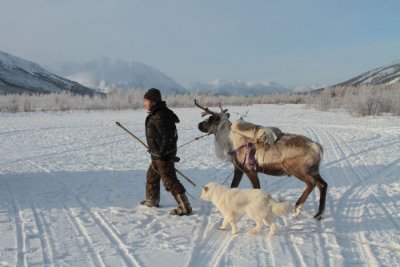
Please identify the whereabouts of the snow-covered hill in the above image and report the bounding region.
[49,57,187,94]
[336,61,400,86]
[0,51,99,95]
[188,79,294,96]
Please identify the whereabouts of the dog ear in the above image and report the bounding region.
[202,186,209,192]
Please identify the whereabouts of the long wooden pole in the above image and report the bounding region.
[115,121,196,187]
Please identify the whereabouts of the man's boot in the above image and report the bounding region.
[140,181,160,207]
[140,198,160,208]
[170,193,192,216]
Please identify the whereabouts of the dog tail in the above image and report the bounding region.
[271,198,292,217]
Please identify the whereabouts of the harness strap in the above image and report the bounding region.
[229,142,256,166]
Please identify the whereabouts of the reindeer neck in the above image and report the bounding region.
[213,119,233,160]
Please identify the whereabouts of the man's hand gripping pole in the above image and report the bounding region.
[115,121,196,187]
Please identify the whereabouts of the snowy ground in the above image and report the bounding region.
[0,104,399,267]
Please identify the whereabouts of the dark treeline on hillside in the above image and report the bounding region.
[0,84,399,117]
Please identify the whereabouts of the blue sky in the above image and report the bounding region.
[1,0,399,87]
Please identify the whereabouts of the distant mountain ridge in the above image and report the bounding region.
[0,51,99,95]
[335,61,400,87]
[48,57,187,94]
[188,79,293,96]
[49,58,295,96]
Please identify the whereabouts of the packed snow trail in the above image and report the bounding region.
[0,105,399,266]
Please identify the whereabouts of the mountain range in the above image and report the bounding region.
[1,49,399,97]
[48,58,187,94]
[48,58,295,96]
[0,51,98,95]
[188,79,293,96]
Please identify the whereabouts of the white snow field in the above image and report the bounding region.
[0,104,399,267]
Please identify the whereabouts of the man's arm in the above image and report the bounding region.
[155,114,175,159]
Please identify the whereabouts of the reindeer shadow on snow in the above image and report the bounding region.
[195,99,328,220]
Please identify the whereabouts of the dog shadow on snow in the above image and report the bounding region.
[0,163,398,234]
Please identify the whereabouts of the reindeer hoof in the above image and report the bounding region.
[314,213,323,220]
[294,205,302,216]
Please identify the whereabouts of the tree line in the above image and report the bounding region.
[0,84,399,117]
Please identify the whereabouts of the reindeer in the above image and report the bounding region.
[195,99,328,219]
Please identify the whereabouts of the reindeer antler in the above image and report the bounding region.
[218,100,229,114]
[233,110,249,120]
[194,99,217,117]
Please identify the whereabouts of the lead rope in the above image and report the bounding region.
[220,169,234,186]
[161,132,212,156]
[177,133,211,150]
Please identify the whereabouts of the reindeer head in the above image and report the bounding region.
[195,99,230,134]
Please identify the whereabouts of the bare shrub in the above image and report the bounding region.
[314,88,333,111]
[389,89,400,116]
[347,94,381,117]
[22,95,32,112]
[343,85,399,117]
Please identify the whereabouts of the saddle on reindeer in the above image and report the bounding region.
[229,119,283,167]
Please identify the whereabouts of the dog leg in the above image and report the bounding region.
[218,218,229,231]
[263,217,276,237]
[229,219,238,235]
[249,221,262,234]
[267,223,276,237]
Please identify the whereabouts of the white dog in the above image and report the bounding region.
[200,182,292,236]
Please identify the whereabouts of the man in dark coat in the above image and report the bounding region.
[141,88,192,216]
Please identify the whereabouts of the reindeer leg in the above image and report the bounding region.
[230,167,244,188]
[294,176,316,216]
[246,169,261,189]
[283,161,317,217]
[314,174,328,220]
